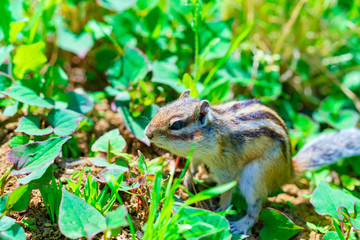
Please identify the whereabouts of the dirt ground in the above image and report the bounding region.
[0,106,328,240]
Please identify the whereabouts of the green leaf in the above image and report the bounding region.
[0,0,11,43]
[91,129,126,153]
[105,206,128,229]
[8,137,71,185]
[45,66,69,87]
[116,104,158,146]
[57,28,94,58]
[2,84,54,108]
[259,208,303,240]
[85,20,112,40]
[136,0,159,10]
[9,135,30,148]
[322,231,342,240]
[66,91,94,114]
[0,195,9,214]
[0,45,13,65]
[0,75,12,91]
[98,0,137,12]
[173,206,231,240]
[0,216,16,231]
[122,47,149,84]
[15,115,53,136]
[59,189,107,239]
[310,181,359,219]
[6,185,32,212]
[343,70,360,91]
[48,109,83,136]
[182,73,198,97]
[0,224,26,240]
[152,59,184,93]
[13,42,47,79]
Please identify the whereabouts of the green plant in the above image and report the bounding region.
[39,170,63,224]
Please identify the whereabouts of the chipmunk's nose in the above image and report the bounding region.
[144,125,154,140]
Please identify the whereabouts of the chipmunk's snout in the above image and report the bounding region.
[144,125,154,140]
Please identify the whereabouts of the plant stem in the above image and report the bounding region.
[115,193,136,240]
[345,226,351,240]
[193,0,201,82]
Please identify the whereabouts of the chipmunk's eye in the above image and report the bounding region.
[169,121,186,130]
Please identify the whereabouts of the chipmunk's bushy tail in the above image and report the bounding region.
[292,128,360,173]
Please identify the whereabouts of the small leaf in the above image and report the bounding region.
[0,216,16,231]
[259,208,303,240]
[48,109,83,136]
[0,224,26,240]
[8,137,71,185]
[13,42,47,79]
[57,29,94,58]
[310,181,359,219]
[2,84,54,108]
[15,115,53,136]
[9,135,31,148]
[59,189,107,239]
[137,151,147,174]
[91,129,126,153]
[6,185,32,212]
[0,45,14,65]
[182,73,198,97]
[98,0,137,12]
[105,206,128,229]
[45,66,69,87]
[322,231,342,240]
[66,91,94,114]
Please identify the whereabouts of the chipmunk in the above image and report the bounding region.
[144,89,360,235]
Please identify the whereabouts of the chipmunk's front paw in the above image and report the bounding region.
[229,221,249,239]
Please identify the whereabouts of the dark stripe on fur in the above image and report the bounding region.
[236,110,287,132]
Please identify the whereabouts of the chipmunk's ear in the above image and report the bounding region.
[179,89,191,99]
[198,100,210,124]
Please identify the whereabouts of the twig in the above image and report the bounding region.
[274,0,307,53]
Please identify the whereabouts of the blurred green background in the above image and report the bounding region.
[1,0,360,151]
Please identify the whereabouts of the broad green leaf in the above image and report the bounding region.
[119,48,149,86]
[105,206,128,229]
[0,45,13,65]
[259,208,303,240]
[322,231,342,240]
[0,224,26,240]
[66,91,94,114]
[343,70,360,91]
[2,84,54,108]
[48,109,83,136]
[310,181,359,219]
[327,110,359,130]
[6,185,32,212]
[15,115,53,136]
[59,189,107,239]
[2,100,19,116]
[45,66,69,87]
[8,137,70,185]
[91,129,126,153]
[152,60,185,93]
[111,47,149,87]
[98,0,137,12]
[0,195,9,214]
[0,75,12,91]
[173,206,231,240]
[136,0,159,10]
[0,216,15,231]
[182,73,198,97]
[116,104,158,146]
[89,157,128,172]
[9,135,30,148]
[57,28,94,58]
[13,42,47,79]
[85,20,112,40]
[0,0,11,43]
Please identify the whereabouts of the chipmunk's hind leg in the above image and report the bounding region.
[230,161,266,235]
